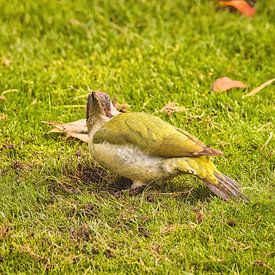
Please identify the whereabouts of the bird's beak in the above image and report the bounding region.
[92,91,100,100]
[86,93,93,121]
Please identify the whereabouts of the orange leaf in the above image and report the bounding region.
[212,77,247,92]
[219,1,256,17]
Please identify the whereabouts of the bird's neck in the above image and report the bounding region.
[87,113,110,139]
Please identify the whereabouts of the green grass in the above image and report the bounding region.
[0,0,274,273]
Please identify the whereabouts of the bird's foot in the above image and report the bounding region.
[129,181,146,196]
[129,185,146,196]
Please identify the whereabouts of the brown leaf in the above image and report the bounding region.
[212,77,247,92]
[243,78,275,97]
[115,103,130,113]
[112,98,130,113]
[42,119,89,143]
[66,133,89,143]
[219,1,256,17]
[42,119,87,133]
[0,96,5,101]
[161,102,187,116]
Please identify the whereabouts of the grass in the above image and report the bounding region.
[0,0,274,273]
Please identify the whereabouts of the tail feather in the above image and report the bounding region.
[175,157,248,202]
[204,172,248,202]
[215,173,240,196]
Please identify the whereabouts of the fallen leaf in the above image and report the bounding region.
[0,114,7,121]
[219,0,256,17]
[112,98,130,113]
[66,133,89,143]
[42,119,89,142]
[42,119,87,133]
[115,103,130,113]
[0,96,5,101]
[212,77,247,92]
[243,78,275,97]
[161,102,187,116]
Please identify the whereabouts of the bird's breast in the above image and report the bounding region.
[89,142,179,182]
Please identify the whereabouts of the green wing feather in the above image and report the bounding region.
[93,113,222,157]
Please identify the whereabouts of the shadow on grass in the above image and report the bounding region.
[47,158,213,204]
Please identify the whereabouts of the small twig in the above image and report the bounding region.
[260,132,273,150]
[243,78,275,98]
[154,187,194,197]
[256,122,273,132]
[1,89,19,96]
[53,105,86,109]
[73,94,89,100]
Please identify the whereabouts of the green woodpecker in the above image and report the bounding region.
[86,91,247,201]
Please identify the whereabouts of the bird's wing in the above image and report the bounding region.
[93,113,222,157]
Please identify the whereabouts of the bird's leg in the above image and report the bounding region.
[154,179,167,191]
[129,181,146,196]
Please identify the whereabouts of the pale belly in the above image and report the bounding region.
[89,142,181,182]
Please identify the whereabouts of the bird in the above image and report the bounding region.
[86,91,247,201]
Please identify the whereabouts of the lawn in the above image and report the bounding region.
[0,0,274,273]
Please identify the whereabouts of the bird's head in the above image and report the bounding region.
[86,91,119,134]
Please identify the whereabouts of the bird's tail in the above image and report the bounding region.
[176,156,248,201]
[203,172,248,202]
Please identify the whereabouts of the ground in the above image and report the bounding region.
[0,0,274,273]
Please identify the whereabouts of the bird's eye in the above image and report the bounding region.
[104,95,111,105]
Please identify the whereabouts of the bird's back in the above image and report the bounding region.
[93,112,222,158]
